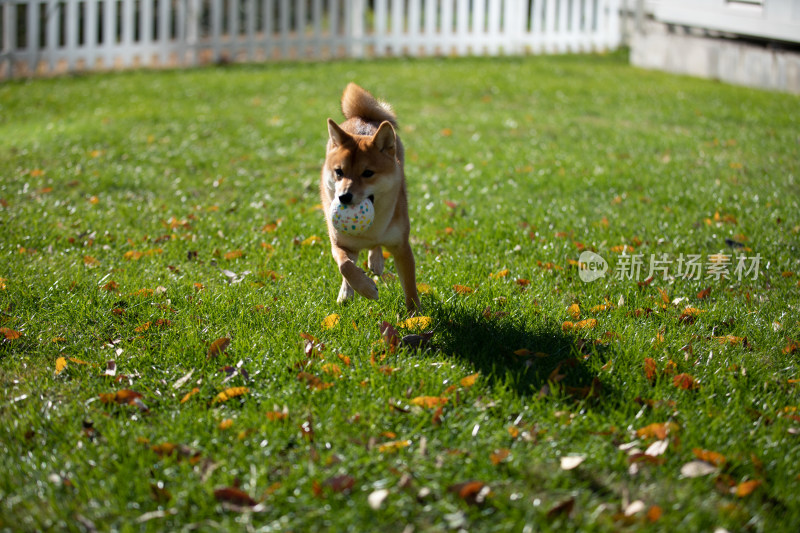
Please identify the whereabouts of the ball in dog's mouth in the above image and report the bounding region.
[331,196,375,235]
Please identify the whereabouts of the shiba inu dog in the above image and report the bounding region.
[320,83,420,312]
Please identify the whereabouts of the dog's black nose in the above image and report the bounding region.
[338,192,353,205]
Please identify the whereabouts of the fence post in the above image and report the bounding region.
[350,0,365,58]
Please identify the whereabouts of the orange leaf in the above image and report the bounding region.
[657,287,670,305]
[266,408,288,421]
[83,255,100,267]
[453,284,474,294]
[448,481,491,506]
[692,448,726,466]
[673,373,699,390]
[180,387,200,404]
[297,372,333,391]
[321,363,341,377]
[697,287,711,299]
[646,505,663,523]
[223,250,244,260]
[410,396,449,409]
[1,327,22,340]
[574,318,597,330]
[610,244,634,253]
[567,303,580,320]
[460,373,480,388]
[643,357,657,382]
[134,321,151,333]
[213,387,249,403]
[490,269,509,279]
[207,337,231,359]
[561,321,574,332]
[514,348,532,357]
[55,357,68,375]
[636,422,679,440]
[490,448,510,465]
[735,479,762,497]
[218,419,234,430]
[100,389,143,405]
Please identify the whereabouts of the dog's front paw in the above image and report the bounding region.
[355,277,379,300]
[340,261,379,300]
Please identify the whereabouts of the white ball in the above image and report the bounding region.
[330,197,375,235]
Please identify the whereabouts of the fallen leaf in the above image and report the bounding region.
[673,373,699,390]
[297,372,334,391]
[368,488,389,510]
[301,235,322,246]
[692,448,726,466]
[213,486,257,506]
[321,313,340,330]
[324,474,355,493]
[697,287,711,299]
[567,303,580,320]
[460,373,480,388]
[646,505,663,523]
[644,439,669,457]
[636,422,679,440]
[734,479,762,497]
[560,455,586,470]
[223,250,244,260]
[398,316,431,330]
[213,387,249,403]
[207,337,231,359]
[378,440,411,453]
[410,396,448,409]
[490,448,510,465]
[1,327,23,340]
[453,284,474,294]
[546,497,575,520]
[180,387,200,404]
[448,481,491,506]
[55,357,68,375]
[218,419,234,430]
[644,357,657,382]
[680,460,717,477]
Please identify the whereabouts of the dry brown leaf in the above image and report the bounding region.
[1,327,22,340]
[692,448,726,466]
[213,486,257,506]
[207,337,231,359]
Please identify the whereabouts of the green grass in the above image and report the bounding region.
[1,52,799,532]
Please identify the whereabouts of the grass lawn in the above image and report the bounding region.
[1,51,799,531]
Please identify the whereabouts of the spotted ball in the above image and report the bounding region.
[331,197,375,236]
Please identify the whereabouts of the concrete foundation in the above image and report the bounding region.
[630,20,800,94]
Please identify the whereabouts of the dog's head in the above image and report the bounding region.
[323,119,399,208]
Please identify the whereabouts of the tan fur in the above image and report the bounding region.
[320,84,420,312]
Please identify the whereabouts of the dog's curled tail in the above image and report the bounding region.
[341,83,397,127]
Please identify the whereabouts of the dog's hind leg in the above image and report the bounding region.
[388,241,420,313]
[368,246,384,275]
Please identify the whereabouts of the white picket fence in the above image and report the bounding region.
[0,0,621,79]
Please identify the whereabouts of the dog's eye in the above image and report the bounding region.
[334,168,344,177]
[361,170,374,178]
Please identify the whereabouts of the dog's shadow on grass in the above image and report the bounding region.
[425,302,609,400]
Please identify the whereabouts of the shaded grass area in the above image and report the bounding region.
[1,52,799,531]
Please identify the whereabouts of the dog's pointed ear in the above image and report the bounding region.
[327,119,348,148]
[372,121,396,157]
